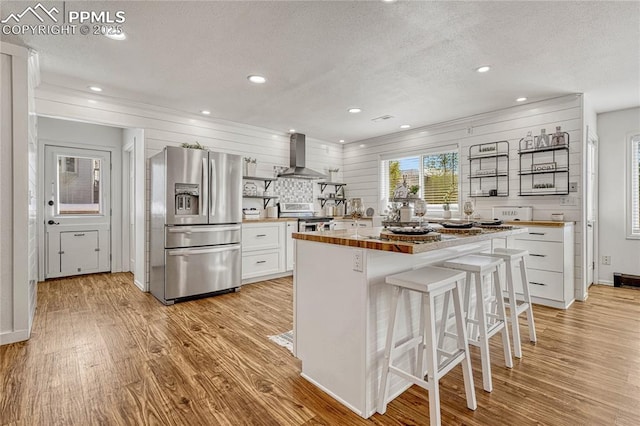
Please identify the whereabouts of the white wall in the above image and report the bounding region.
[597,107,640,283]
[37,117,124,277]
[34,84,343,288]
[343,94,586,299]
[1,44,32,345]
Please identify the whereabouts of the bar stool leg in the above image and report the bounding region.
[505,259,523,358]
[436,291,451,366]
[416,292,427,378]
[519,256,537,342]
[474,271,492,392]
[493,269,513,368]
[424,292,441,426]
[453,279,477,410]
[463,272,476,341]
[378,286,401,414]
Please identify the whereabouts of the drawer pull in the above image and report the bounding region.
[530,254,546,257]
[529,232,546,236]
[255,234,267,237]
[256,260,267,264]
[529,281,547,286]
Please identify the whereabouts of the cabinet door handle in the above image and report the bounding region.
[530,254,546,257]
[255,234,267,237]
[529,232,546,236]
[530,281,547,286]
[256,260,267,264]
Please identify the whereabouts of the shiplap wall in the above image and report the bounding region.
[35,84,343,288]
[343,94,586,300]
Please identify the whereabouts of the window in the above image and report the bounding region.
[380,148,459,212]
[629,134,640,238]
[57,155,103,215]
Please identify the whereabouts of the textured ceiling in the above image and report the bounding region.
[2,0,639,143]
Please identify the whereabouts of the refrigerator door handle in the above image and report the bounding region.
[210,157,217,218]
[168,245,241,256]
[201,157,207,217]
[167,225,241,233]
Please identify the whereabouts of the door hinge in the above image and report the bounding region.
[95,248,100,252]
[110,208,112,216]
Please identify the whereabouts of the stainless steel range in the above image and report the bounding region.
[279,202,335,232]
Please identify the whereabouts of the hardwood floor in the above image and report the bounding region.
[1,274,639,425]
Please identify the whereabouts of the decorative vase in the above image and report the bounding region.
[443,210,452,219]
[247,162,257,176]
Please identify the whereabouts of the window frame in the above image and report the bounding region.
[379,145,461,214]
[627,133,640,239]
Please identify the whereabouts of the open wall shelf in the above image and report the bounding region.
[468,141,510,198]
[518,130,570,196]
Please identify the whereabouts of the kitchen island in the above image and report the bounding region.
[292,225,526,418]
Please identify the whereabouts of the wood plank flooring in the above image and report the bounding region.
[1,273,639,425]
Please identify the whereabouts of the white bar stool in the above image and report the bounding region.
[476,248,537,358]
[442,254,513,392]
[377,266,477,426]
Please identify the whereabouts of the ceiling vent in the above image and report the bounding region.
[371,115,394,123]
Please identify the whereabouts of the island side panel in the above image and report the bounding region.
[294,239,369,416]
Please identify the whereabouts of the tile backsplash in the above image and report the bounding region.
[275,178,313,203]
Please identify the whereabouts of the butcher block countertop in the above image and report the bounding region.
[292,226,526,254]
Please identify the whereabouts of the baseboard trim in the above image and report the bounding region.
[0,329,30,345]
[133,278,146,292]
[598,280,614,286]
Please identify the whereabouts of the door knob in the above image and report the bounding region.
[48,200,54,206]
[47,220,59,225]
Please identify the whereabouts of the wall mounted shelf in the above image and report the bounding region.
[468,141,510,198]
[317,182,346,207]
[518,130,570,196]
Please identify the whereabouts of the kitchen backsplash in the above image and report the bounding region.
[275,178,314,203]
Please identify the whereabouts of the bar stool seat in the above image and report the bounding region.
[378,266,477,426]
[443,254,513,392]
[476,248,537,358]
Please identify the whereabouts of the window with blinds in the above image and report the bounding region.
[629,134,640,238]
[380,148,459,212]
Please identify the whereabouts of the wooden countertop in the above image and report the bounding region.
[292,226,527,254]
[242,218,297,223]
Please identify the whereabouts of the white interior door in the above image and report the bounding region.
[44,145,111,278]
[586,128,598,287]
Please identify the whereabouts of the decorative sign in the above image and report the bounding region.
[475,168,497,176]
[531,162,557,172]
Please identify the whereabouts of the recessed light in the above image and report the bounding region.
[88,86,103,92]
[289,128,296,133]
[201,110,211,115]
[339,139,345,143]
[104,32,126,41]
[516,97,527,102]
[382,0,397,2]
[247,75,267,84]
[348,108,362,114]
[400,124,411,129]
[359,144,366,148]
[476,65,491,73]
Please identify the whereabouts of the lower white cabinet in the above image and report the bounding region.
[242,221,295,284]
[333,219,374,230]
[506,223,575,309]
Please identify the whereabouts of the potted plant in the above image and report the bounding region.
[409,185,420,198]
[442,184,455,219]
[244,157,257,176]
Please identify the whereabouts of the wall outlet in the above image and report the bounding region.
[569,182,578,192]
[353,250,363,272]
[560,196,577,206]
[602,255,611,266]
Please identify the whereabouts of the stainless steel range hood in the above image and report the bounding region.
[277,133,328,180]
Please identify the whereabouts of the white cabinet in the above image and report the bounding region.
[242,221,294,284]
[286,221,295,271]
[510,223,575,309]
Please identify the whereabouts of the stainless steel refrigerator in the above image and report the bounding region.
[150,146,242,304]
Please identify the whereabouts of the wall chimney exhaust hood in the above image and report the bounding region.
[277,133,328,180]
